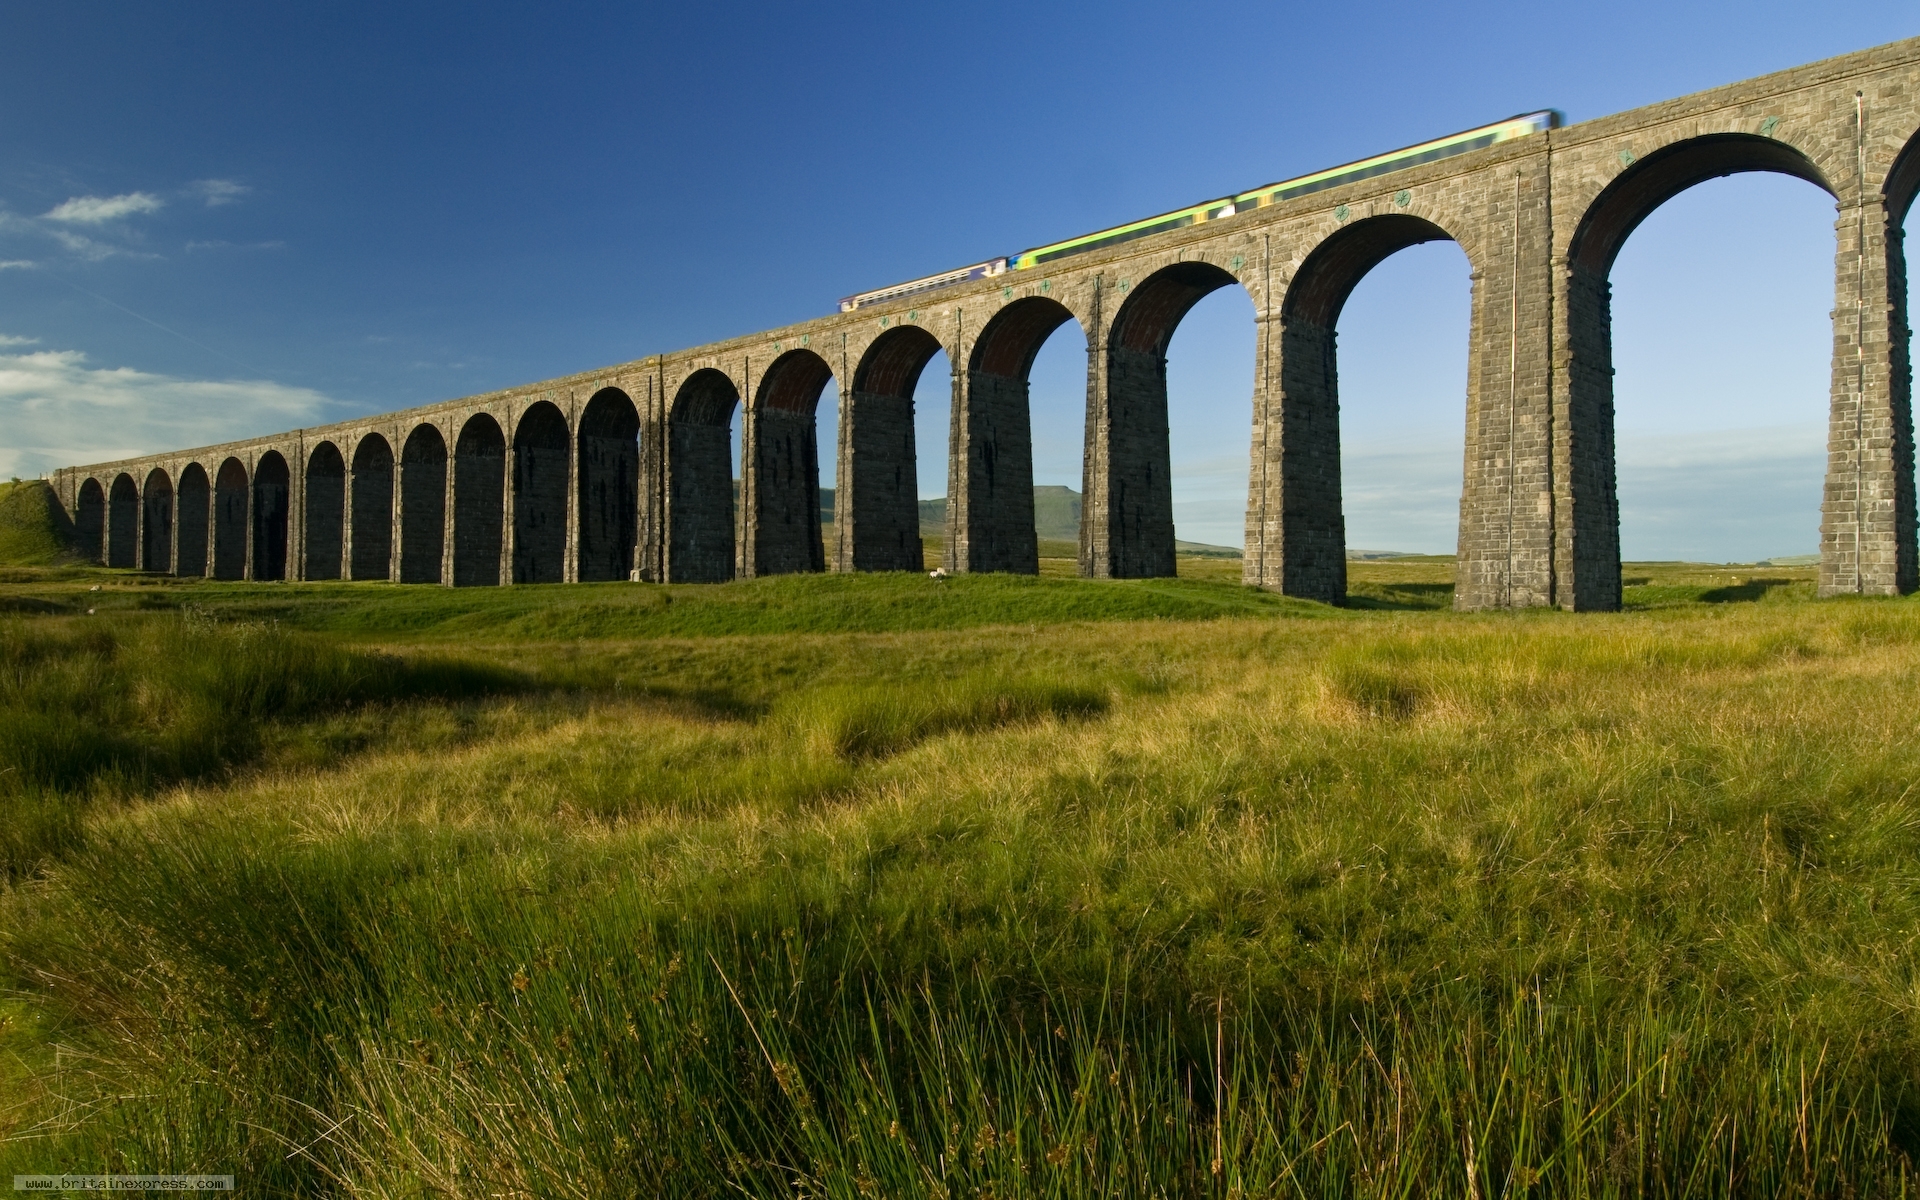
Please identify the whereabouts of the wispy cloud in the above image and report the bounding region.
[0,334,40,346]
[0,347,334,478]
[187,179,250,207]
[0,260,35,271]
[43,192,165,224]
[184,239,283,252]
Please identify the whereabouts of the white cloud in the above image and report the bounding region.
[188,179,250,207]
[49,230,121,261]
[0,260,34,271]
[43,192,165,224]
[0,347,334,479]
[0,335,39,346]
[184,239,283,252]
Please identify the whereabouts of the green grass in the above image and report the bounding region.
[0,559,1915,1195]
[0,481,75,568]
[0,568,1320,640]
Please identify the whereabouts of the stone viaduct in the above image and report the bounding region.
[49,37,1920,607]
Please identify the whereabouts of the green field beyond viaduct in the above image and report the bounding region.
[1,480,1917,1196]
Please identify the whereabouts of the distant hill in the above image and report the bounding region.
[0,480,78,567]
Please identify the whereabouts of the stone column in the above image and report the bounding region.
[499,417,516,587]
[242,454,256,581]
[563,400,581,584]
[388,429,405,582]
[945,360,1039,574]
[340,436,356,581]
[440,429,456,587]
[290,436,307,581]
[638,373,667,582]
[130,476,147,574]
[1821,196,1917,595]
[1085,326,1177,580]
[1241,310,1346,602]
[167,464,182,577]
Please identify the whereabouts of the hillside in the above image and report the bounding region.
[0,480,76,567]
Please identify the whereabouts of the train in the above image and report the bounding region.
[838,110,1562,313]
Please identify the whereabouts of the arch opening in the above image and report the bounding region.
[107,473,138,568]
[748,350,835,576]
[305,442,346,581]
[512,402,569,584]
[1271,214,1460,599]
[1608,173,1841,568]
[577,388,640,582]
[666,369,739,583]
[1565,134,1840,606]
[1101,262,1246,578]
[958,296,1080,574]
[75,478,104,564]
[399,424,447,584]
[1334,242,1475,570]
[252,451,290,581]
[843,327,939,572]
[213,458,248,580]
[176,464,209,577]
[141,468,173,573]
[351,435,394,580]
[456,414,507,587]
[1162,285,1257,560]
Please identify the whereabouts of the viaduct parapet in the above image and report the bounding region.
[51,37,1920,607]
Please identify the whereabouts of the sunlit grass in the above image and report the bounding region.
[0,560,1914,1195]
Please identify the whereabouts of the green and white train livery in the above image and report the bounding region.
[838,111,1560,313]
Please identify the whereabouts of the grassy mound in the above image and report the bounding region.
[0,568,1324,640]
[0,481,74,567]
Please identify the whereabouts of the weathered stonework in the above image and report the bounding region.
[50,38,1920,606]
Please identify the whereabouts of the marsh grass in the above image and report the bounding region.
[0,616,517,877]
[0,563,1916,1195]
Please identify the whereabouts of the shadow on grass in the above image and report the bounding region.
[1700,577,1797,604]
[1343,583,1456,611]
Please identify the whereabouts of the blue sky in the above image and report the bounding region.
[0,2,1913,560]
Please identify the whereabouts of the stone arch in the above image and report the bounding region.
[351,434,394,580]
[1568,134,1833,276]
[252,451,291,581]
[141,467,173,572]
[75,478,105,564]
[213,458,249,580]
[399,424,447,583]
[512,401,569,584]
[1564,135,1840,608]
[957,296,1081,574]
[107,473,138,568]
[577,387,640,582]
[176,463,210,577]
[305,441,346,581]
[746,349,835,576]
[666,368,740,582]
[841,326,942,572]
[1267,214,1463,600]
[1098,261,1250,579]
[455,413,507,587]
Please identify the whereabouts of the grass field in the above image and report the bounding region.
[1,547,1913,1197]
